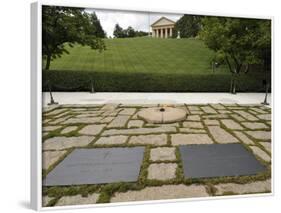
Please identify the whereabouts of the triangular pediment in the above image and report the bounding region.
[151,17,175,27]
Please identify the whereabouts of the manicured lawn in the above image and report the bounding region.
[43,37,268,92]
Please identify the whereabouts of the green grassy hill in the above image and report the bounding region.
[43,37,267,92]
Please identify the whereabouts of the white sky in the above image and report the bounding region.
[85,9,182,37]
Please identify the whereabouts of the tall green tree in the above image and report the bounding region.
[113,24,125,38]
[42,6,105,70]
[174,15,203,38]
[89,13,106,38]
[200,17,271,94]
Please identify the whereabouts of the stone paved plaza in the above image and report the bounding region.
[42,103,272,207]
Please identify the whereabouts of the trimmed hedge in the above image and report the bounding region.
[42,70,270,92]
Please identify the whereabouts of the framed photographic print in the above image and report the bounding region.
[31,0,273,210]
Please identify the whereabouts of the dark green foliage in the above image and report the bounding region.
[42,6,105,70]
[113,24,148,38]
[200,17,271,93]
[174,14,203,38]
[89,13,106,38]
[42,68,267,92]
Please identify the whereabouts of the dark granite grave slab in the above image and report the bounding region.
[179,144,266,179]
[43,147,145,186]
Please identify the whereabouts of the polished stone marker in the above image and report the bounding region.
[43,147,145,186]
[179,144,266,179]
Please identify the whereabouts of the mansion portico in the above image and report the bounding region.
[151,17,175,38]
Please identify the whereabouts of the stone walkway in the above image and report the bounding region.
[42,103,272,207]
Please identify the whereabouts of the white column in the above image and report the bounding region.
[160,28,163,38]
[156,29,158,38]
[165,28,168,38]
[170,27,173,37]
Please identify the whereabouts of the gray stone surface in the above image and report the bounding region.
[214,179,271,195]
[183,121,204,129]
[56,194,100,206]
[179,144,266,178]
[203,119,220,126]
[42,150,67,170]
[207,126,239,143]
[107,116,130,128]
[232,131,254,145]
[210,104,226,110]
[43,147,145,186]
[242,122,268,130]
[234,111,259,121]
[43,136,94,150]
[259,142,271,153]
[42,196,53,207]
[61,126,78,134]
[129,134,167,145]
[245,131,271,140]
[221,119,244,130]
[249,146,271,162]
[62,117,102,124]
[201,106,217,114]
[171,134,213,145]
[119,108,136,115]
[187,115,201,121]
[43,126,62,132]
[147,163,177,180]
[187,106,201,111]
[250,108,268,114]
[111,184,209,202]
[230,114,246,122]
[95,135,128,145]
[150,147,176,161]
[179,128,206,133]
[79,124,106,135]
[102,126,176,136]
[257,114,271,121]
[45,108,67,116]
[128,120,144,128]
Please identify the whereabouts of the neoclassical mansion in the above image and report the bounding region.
[151,17,176,38]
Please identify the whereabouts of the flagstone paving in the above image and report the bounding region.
[42,104,272,207]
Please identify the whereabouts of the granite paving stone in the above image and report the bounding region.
[95,135,128,145]
[201,106,217,114]
[207,126,239,143]
[129,134,167,145]
[102,126,177,136]
[171,134,213,145]
[150,147,176,161]
[245,131,271,140]
[111,184,209,202]
[221,119,244,130]
[259,142,271,153]
[214,179,271,195]
[179,128,206,133]
[232,131,254,145]
[42,150,67,169]
[249,146,271,162]
[183,121,204,129]
[257,114,271,121]
[55,194,100,206]
[147,163,177,180]
[242,122,268,130]
[234,111,259,121]
[79,124,106,135]
[107,116,130,128]
[128,120,144,128]
[62,117,103,124]
[43,136,94,150]
[119,108,137,115]
[203,119,220,126]
[61,126,78,134]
